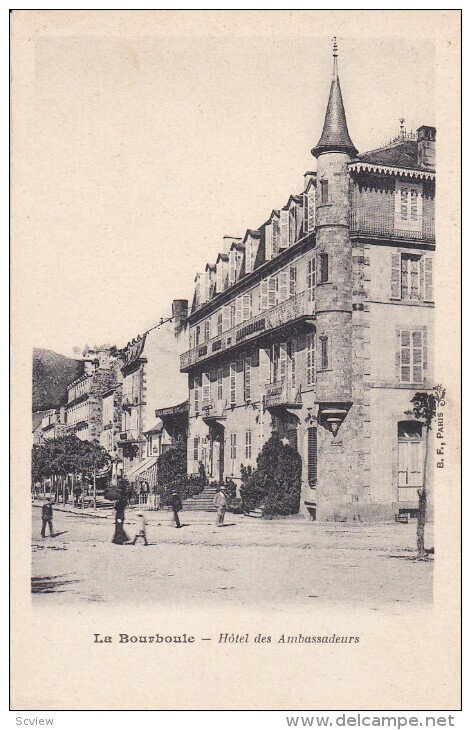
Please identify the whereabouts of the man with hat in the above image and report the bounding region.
[213,486,228,527]
[170,491,183,529]
[41,498,54,538]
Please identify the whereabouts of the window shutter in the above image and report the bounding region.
[395,328,401,381]
[273,219,280,256]
[391,253,401,299]
[308,188,316,232]
[242,293,251,322]
[268,276,277,308]
[422,326,428,375]
[290,266,297,297]
[202,373,210,402]
[412,330,423,383]
[230,363,237,404]
[290,340,297,389]
[304,193,309,233]
[260,279,268,312]
[265,224,273,261]
[422,256,433,302]
[280,209,289,249]
[307,427,317,486]
[236,296,243,325]
[279,342,288,382]
[223,305,230,332]
[259,347,270,387]
[279,270,289,302]
[244,355,251,401]
[245,239,252,274]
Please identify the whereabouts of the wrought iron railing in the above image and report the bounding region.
[181,291,312,371]
[350,210,435,243]
[262,381,302,409]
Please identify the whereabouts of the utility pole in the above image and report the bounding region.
[93,448,97,510]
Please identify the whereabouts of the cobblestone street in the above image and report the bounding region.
[32,505,434,607]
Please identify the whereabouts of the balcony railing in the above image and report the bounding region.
[118,430,142,443]
[181,291,313,371]
[200,398,227,420]
[350,210,435,243]
[263,381,302,410]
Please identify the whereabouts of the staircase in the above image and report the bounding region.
[181,484,218,512]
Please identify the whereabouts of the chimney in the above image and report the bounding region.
[417,125,436,170]
[172,299,188,337]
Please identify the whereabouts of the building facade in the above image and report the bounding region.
[116,300,189,485]
[180,45,435,521]
[65,354,119,443]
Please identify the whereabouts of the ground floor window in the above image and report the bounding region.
[307,427,317,487]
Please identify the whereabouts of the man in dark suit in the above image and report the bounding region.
[170,492,183,528]
[41,499,54,538]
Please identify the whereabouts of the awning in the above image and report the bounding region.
[125,456,159,481]
[143,419,163,435]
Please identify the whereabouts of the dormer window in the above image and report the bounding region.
[304,186,316,233]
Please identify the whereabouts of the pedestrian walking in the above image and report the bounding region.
[170,491,183,528]
[213,487,227,527]
[132,512,149,545]
[139,479,149,505]
[73,486,82,507]
[198,460,207,485]
[41,499,54,538]
[112,497,130,544]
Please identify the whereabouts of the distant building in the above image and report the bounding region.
[116,300,189,486]
[65,352,118,442]
[41,406,67,441]
[180,42,435,521]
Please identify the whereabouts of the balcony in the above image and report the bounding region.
[350,210,435,243]
[181,291,314,371]
[263,381,302,410]
[118,430,143,444]
[200,398,227,420]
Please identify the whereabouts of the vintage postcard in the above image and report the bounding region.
[10,10,461,711]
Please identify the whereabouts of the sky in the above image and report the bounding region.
[14,14,435,358]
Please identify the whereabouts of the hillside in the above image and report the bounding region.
[33,348,85,412]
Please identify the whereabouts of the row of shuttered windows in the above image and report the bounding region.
[191,320,428,412]
[193,250,431,348]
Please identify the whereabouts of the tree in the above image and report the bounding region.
[409,385,444,559]
[31,436,110,502]
[240,435,302,517]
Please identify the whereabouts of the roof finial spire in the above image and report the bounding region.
[399,117,405,140]
[311,38,357,158]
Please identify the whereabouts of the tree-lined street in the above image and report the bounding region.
[32,506,433,606]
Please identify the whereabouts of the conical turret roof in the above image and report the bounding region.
[311,40,357,158]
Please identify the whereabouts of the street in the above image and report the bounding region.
[32,506,433,607]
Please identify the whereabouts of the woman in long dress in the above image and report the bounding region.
[112,498,130,544]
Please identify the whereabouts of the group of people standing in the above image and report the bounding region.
[39,482,229,542]
[111,485,229,545]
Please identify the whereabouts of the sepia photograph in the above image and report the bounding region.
[10,9,461,712]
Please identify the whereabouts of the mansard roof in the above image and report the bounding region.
[205,262,216,272]
[216,252,229,263]
[355,139,419,169]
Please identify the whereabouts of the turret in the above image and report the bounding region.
[312,38,356,434]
